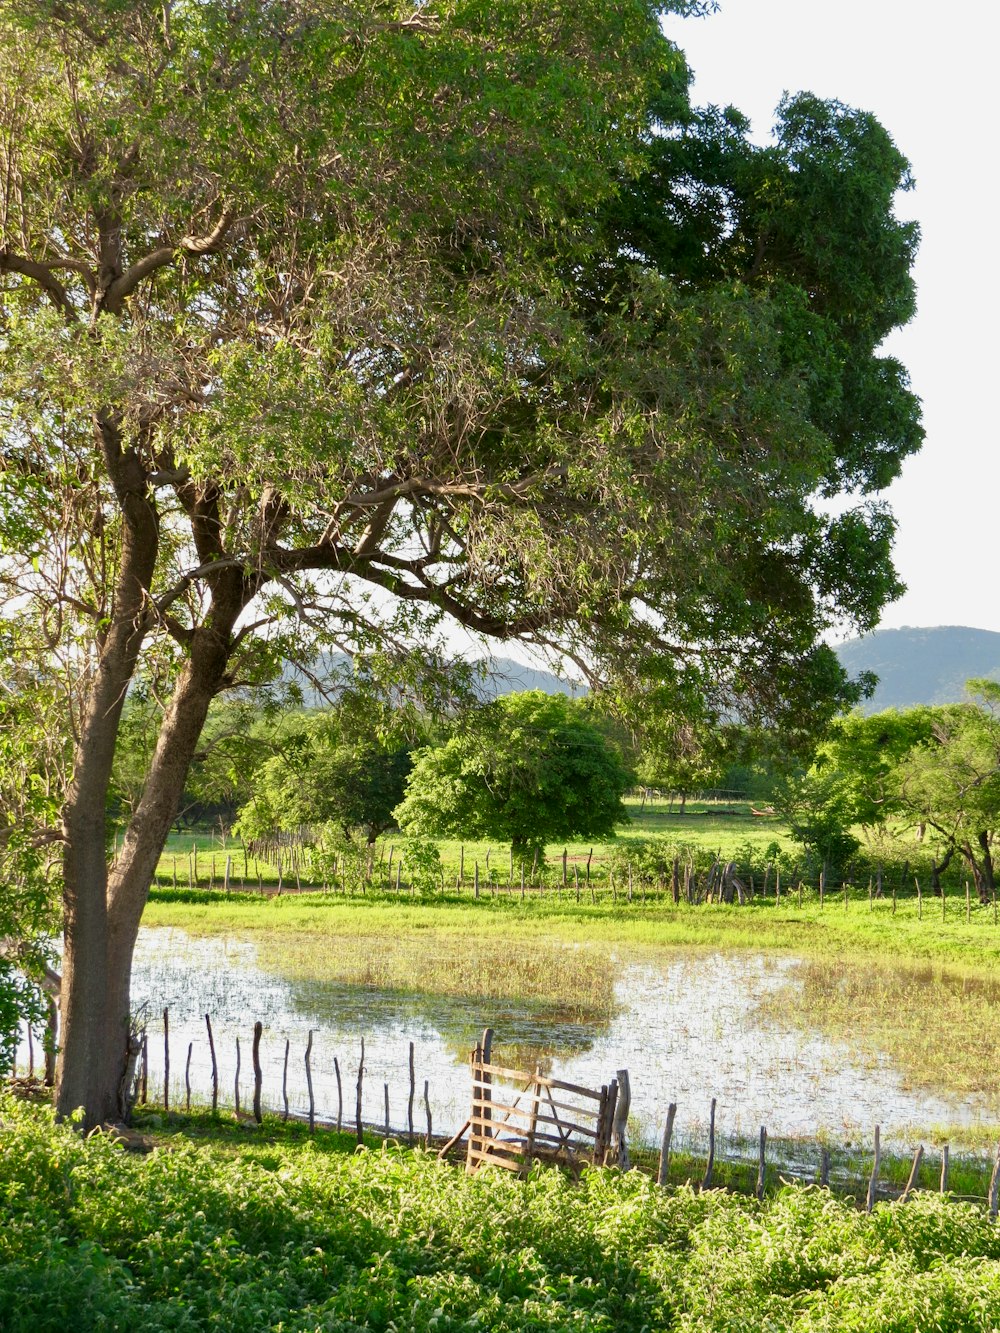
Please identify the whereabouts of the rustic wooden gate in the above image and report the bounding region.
[463,1029,627,1176]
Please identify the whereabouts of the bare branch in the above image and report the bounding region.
[271,543,554,639]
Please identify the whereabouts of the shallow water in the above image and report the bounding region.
[96,927,997,1147]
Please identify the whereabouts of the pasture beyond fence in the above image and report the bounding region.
[15,1012,1000,1216]
[156,836,1000,926]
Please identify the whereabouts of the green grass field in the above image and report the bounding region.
[150,796,974,905]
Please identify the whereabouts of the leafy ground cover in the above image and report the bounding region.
[3,1096,1000,1332]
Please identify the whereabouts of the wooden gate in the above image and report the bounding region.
[464,1029,627,1176]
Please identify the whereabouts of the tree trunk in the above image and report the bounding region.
[56,425,159,1123]
[978,831,996,904]
[961,835,995,906]
[56,576,248,1125]
[930,845,954,896]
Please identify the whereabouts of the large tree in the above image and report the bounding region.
[235,695,421,849]
[893,684,1000,901]
[395,691,631,864]
[0,0,921,1124]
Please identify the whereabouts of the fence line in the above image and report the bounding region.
[15,1009,999,1216]
[155,846,1000,922]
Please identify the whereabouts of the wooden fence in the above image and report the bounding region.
[155,837,1000,922]
[15,1008,1000,1217]
[457,1028,626,1177]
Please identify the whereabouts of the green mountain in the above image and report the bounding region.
[836,627,1000,712]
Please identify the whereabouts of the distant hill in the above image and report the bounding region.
[835,626,1000,712]
[282,652,584,706]
[470,656,586,700]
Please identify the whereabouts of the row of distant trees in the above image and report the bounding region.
[110,687,634,866]
[108,677,1000,902]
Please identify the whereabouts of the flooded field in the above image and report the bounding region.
[114,926,999,1150]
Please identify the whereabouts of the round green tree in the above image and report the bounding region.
[395,692,632,864]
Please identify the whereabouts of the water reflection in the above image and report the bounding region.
[118,928,997,1146]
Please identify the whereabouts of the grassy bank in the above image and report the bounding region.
[3,1096,1000,1332]
[143,885,1000,971]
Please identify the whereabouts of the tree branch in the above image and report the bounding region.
[0,249,78,321]
[102,205,239,310]
[271,544,554,638]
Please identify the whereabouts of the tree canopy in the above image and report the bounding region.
[395,691,632,861]
[235,698,420,849]
[0,0,922,1124]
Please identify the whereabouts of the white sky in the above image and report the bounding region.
[664,0,998,639]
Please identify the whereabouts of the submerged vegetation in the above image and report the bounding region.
[761,957,1000,1101]
[3,1097,1000,1333]
[252,929,615,1024]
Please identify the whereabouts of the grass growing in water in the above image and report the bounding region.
[761,956,1000,1102]
[252,926,616,1024]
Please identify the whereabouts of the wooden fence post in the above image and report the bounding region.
[185,1042,192,1111]
[940,1144,950,1193]
[205,1014,218,1112]
[305,1030,315,1133]
[356,1037,365,1142]
[252,1021,263,1125]
[756,1126,767,1200]
[162,1008,170,1111]
[612,1069,631,1171]
[334,1056,343,1132]
[989,1143,1000,1221]
[525,1069,541,1161]
[282,1038,290,1121]
[657,1103,677,1187]
[234,1036,241,1117]
[900,1144,923,1203]
[424,1080,432,1147]
[408,1041,416,1146]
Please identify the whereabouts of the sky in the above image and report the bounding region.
[663,0,998,640]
